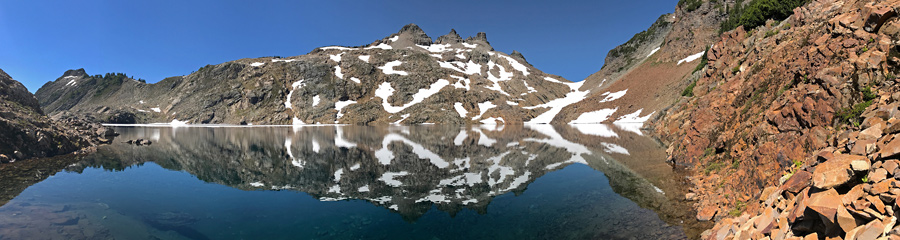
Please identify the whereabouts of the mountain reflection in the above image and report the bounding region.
[62,124,694,227]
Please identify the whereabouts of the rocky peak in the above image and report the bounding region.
[435,29,462,44]
[460,32,493,51]
[62,68,87,78]
[396,23,433,46]
[474,32,488,41]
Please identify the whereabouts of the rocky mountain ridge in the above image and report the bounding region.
[36,24,611,125]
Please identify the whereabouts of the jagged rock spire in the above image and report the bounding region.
[435,29,462,44]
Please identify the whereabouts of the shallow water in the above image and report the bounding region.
[0,124,699,239]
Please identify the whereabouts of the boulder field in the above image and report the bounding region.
[648,0,900,238]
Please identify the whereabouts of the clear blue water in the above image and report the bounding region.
[0,125,691,239]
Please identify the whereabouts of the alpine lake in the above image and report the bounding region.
[0,124,709,239]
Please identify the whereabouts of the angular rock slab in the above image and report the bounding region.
[812,154,863,189]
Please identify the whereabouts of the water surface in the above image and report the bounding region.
[0,124,701,239]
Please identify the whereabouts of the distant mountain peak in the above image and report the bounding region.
[62,68,87,78]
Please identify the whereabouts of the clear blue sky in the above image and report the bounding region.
[0,0,676,92]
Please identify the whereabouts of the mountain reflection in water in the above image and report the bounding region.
[0,124,706,239]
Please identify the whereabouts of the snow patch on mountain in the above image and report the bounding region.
[599,89,627,103]
[648,47,661,57]
[454,102,468,118]
[335,100,356,120]
[329,53,343,62]
[366,43,392,50]
[378,61,409,76]
[473,101,496,120]
[569,108,617,124]
[677,51,706,65]
[284,79,306,109]
[334,66,344,79]
[524,81,588,124]
[499,55,529,76]
[614,109,654,123]
[378,79,450,114]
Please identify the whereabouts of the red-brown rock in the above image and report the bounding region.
[879,137,900,159]
[837,205,859,233]
[866,195,886,214]
[855,218,886,240]
[871,168,889,183]
[812,154,861,189]
[883,160,900,175]
[807,189,841,223]
[781,171,812,193]
[865,7,897,32]
[697,205,718,221]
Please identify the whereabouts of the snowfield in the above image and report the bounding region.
[677,51,706,65]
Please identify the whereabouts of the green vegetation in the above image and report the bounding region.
[93,73,130,97]
[837,100,874,127]
[732,66,741,73]
[682,81,697,97]
[678,0,704,12]
[705,161,726,174]
[720,0,810,33]
[862,174,869,183]
[765,29,779,38]
[729,201,746,216]
[607,16,671,60]
[837,86,876,127]
[692,46,711,74]
[862,85,877,101]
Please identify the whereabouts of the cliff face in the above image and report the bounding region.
[36,24,585,125]
[649,0,900,238]
[0,68,107,162]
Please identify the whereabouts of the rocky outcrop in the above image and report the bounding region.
[435,29,462,44]
[0,68,111,163]
[36,24,582,125]
[648,0,900,238]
